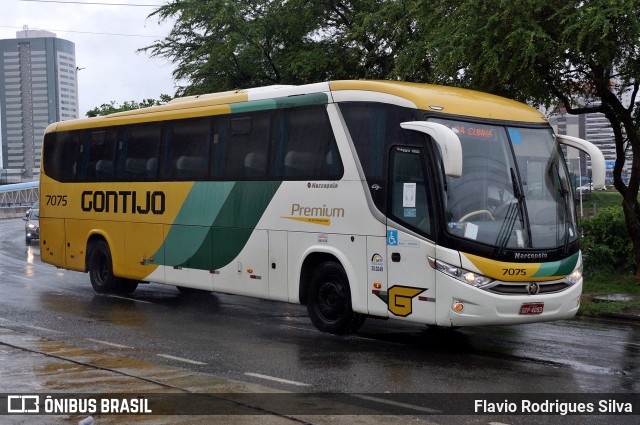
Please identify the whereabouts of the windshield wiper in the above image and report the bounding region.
[557,169,572,255]
[496,168,527,256]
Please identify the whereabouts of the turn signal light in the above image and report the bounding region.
[453,302,464,313]
[373,282,382,289]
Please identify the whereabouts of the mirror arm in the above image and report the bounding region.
[400,121,463,177]
[556,134,606,189]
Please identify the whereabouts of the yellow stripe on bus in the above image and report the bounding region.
[462,252,549,282]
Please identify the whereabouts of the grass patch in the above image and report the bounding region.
[579,273,640,317]
[589,191,623,209]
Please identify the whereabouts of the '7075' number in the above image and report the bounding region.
[502,268,526,276]
[45,195,67,206]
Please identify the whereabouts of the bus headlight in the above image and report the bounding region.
[566,263,583,285]
[428,257,493,288]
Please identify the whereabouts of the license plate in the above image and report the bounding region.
[519,302,544,315]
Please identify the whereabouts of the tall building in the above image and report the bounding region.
[550,108,629,186]
[0,27,79,183]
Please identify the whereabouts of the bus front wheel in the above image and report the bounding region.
[306,262,364,334]
[88,240,133,294]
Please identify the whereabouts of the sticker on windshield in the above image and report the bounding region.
[404,208,416,218]
[403,183,416,208]
[508,128,523,145]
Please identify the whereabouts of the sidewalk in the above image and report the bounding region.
[0,326,431,425]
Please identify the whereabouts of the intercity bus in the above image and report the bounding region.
[39,80,605,333]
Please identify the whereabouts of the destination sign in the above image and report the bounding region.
[450,124,498,141]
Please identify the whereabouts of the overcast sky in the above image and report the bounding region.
[2,0,177,116]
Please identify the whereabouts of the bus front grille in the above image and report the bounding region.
[485,281,572,295]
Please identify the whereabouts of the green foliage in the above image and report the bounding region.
[142,0,423,95]
[589,191,624,210]
[580,208,635,275]
[584,272,640,295]
[85,94,173,117]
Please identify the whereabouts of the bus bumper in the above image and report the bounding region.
[435,274,583,327]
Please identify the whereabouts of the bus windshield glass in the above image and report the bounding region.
[432,119,577,250]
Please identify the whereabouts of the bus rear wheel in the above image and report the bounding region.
[306,261,364,334]
[88,240,135,294]
[116,279,139,294]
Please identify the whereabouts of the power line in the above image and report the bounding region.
[18,0,162,6]
[0,25,162,38]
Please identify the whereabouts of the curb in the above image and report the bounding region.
[596,312,640,323]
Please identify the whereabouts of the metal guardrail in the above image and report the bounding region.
[0,182,39,207]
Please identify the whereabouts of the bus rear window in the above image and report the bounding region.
[42,131,83,182]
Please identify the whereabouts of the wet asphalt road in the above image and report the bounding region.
[0,217,638,420]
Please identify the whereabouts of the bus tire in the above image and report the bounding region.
[176,286,211,296]
[306,261,363,334]
[88,240,119,294]
[116,279,139,294]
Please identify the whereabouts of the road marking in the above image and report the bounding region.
[614,341,640,348]
[103,294,154,304]
[244,372,310,387]
[156,353,207,365]
[84,338,131,349]
[26,325,63,334]
[351,394,441,414]
[281,325,315,333]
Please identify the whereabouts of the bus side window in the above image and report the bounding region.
[273,106,342,180]
[162,118,211,180]
[118,124,162,181]
[86,129,117,181]
[225,113,270,180]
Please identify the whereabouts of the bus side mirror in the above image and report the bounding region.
[400,121,463,177]
[556,134,606,190]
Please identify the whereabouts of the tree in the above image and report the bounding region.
[85,95,173,117]
[422,0,640,277]
[142,0,422,95]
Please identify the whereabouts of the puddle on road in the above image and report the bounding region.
[37,291,149,328]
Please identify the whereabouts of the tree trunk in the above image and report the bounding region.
[621,198,640,279]
[597,87,640,279]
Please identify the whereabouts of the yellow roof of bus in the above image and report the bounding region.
[329,80,546,123]
[46,80,546,133]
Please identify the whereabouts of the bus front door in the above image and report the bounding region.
[384,146,437,325]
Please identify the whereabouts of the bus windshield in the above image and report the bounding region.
[433,119,577,250]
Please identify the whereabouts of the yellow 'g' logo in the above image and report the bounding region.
[388,286,425,317]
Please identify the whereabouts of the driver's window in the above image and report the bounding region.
[390,147,432,236]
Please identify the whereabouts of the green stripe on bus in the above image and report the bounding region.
[230,93,328,114]
[158,181,282,270]
[531,252,579,278]
[159,182,236,266]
